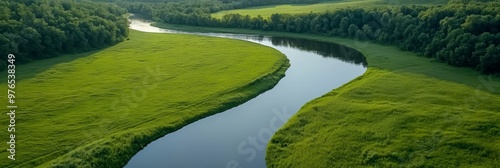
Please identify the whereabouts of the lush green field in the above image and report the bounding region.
[267,46,500,167]
[152,23,500,167]
[211,0,448,19]
[0,30,289,167]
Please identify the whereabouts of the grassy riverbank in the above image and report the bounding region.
[0,30,289,167]
[152,23,500,167]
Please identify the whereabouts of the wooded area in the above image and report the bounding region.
[0,0,128,70]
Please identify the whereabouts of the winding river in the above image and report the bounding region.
[125,16,367,168]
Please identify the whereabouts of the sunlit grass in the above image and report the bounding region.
[0,30,289,167]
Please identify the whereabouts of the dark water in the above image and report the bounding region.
[125,16,367,168]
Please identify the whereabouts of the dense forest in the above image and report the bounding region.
[0,0,128,70]
[123,0,500,74]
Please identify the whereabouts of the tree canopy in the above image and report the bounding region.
[0,0,128,69]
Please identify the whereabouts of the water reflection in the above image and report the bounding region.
[270,37,367,66]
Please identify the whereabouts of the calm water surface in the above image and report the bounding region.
[125,15,367,168]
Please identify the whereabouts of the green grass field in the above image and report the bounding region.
[267,46,500,167]
[0,30,289,167]
[211,0,449,19]
[151,23,500,167]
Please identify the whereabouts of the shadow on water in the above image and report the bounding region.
[195,34,368,67]
[269,36,367,67]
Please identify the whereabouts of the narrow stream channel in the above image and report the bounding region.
[125,15,367,168]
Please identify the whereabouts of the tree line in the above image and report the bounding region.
[0,0,129,70]
[125,0,500,74]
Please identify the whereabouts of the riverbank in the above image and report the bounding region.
[0,30,289,167]
[152,23,500,167]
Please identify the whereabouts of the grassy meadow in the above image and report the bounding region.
[152,23,500,167]
[0,30,289,167]
[211,0,448,19]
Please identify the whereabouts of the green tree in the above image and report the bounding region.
[348,24,359,37]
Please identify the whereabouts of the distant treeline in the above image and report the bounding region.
[0,0,128,69]
[125,0,500,74]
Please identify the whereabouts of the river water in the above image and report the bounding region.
[125,16,367,168]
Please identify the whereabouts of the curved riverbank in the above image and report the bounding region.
[151,23,500,167]
[44,58,290,168]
